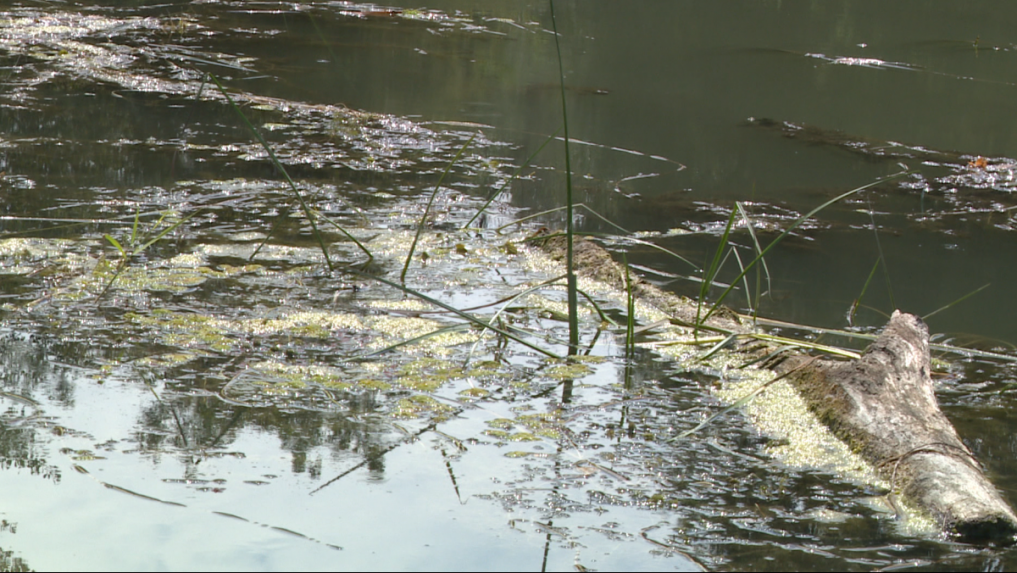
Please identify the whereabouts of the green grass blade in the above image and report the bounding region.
[464,126,562,229]
[104,234,126,256]
[922,283,991,320]
[699,334,739,361]
[137,209,202,252]
[496,203,631,236]
[401,132,476,283]
[623,253,635,359]
[548,0,579,354]
[735,201,771,312]
[93,259,129,304]
[671,383,763,441]
[700,173,905,326]
[576,288,619,327]
[353,323,473,360]
[750,314,1017,362]
[250,204,291,261]
[96,209,203,303]
[867,207,896,310]
[342,266,562,359]
[307,12,338,63]
[696,209,737,331]
[614,235,697,270]
[671,358,817,441]
[848,258,881,326]
[207,73,340,270]
[465,274,568,365]
[748,332,860,359]
[730,247,754,317]
[311,209,374,266]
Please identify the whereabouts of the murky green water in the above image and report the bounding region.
[2,1,1017,571]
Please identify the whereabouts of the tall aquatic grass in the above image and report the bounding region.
[623,254,636,360]
[848,258,882,326]
[403,133,476,283]
[548,0,580,354]
[866,206,896,310]
[736,202,770,320]
[207,73,372,270]
[694,172,906,329]
[464,127,561,229]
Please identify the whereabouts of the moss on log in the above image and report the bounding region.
[541,236,1017,543]
[783,311,1017,542]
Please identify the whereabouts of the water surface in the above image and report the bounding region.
[1,1,1017,571]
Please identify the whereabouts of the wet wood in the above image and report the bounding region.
[541,235,1017,543]
[781,311,1017,542]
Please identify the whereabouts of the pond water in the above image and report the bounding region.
[2,0,1017,571]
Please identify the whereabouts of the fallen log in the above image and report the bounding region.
[781,310,1017,542]
[539,236,1017,543]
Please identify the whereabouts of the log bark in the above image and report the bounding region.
[782,311,1017,542]
[539,236,1017,543]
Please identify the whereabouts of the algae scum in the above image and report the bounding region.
[0,2,1013,572]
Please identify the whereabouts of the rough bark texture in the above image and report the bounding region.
[783,311,1017,542]
[540,236,1017,543]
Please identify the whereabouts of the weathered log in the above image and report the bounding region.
[539,236,1017,543]
[782,311,1017,542]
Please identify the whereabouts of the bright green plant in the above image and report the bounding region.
[98,209,200,301]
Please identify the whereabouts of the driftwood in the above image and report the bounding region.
[781,311,1017,542]
[540,236,1017,543]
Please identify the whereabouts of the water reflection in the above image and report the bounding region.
[3,0,1017,570]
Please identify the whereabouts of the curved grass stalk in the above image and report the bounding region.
[697,173,906,328]
[495,203,631,236]
[608,235,698,271]
[922,283,990,320]
[352,323,474,360]
[670,357,818,441]
[624,254,635,359]
[644,330,859,360]
[748,332,861,359]
[749,314,1017,362]
[867,205,896,310]
[671,386,763,441]
[695,209,737,333]
[848,258,882,326]
[464,274,567,365]
[311,209,374,266]
[576,288,618,327]
[735,201,771,315]
[730,246,754,317]
[698,333,739,361]
[464,126,562,229]
[341,266,562,359]
[638,336,727,348]
[402,133,477,283]
[500,321,573,349]
[208,73,374,270]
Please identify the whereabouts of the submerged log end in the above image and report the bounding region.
[902,453,1017,543]
[788,310,1017,543]
[545,237,1017,542]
